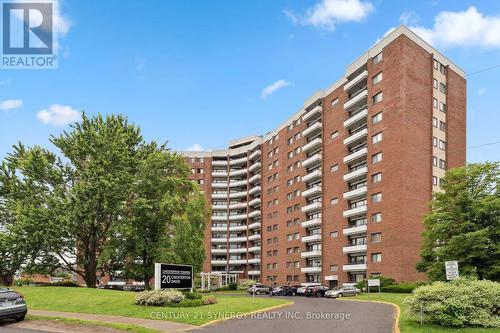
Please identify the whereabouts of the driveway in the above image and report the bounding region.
[199,296,396,333]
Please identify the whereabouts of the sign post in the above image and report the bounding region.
[368,279,381,293]
[445,261,459,280]
[154,263,193,290]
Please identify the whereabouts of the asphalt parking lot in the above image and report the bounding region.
[200,295,396,333]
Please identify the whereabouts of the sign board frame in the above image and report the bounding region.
[367,278,381,293]
[154,263,193,290]
[445,260,459,280]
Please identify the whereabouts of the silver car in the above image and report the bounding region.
[0,288,27,321]
[325,286,360,298]
[246,284,271,295]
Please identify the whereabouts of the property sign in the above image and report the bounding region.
[154,263,193,289]
[368,279,380,287]
[445,261,459,280]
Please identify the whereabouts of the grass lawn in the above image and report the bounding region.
[353,293,499,333]
[14,286,291,326]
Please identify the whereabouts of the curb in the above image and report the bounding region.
[196,301,294,329]
[338,298,401,333]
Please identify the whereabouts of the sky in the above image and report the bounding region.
[1,0,500,162]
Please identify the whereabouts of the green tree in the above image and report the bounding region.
[417,162,500,281]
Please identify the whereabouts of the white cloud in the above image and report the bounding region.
[261,80,291,99]
[37,104,81,126]
[285,0,374,31]
[399,11,419,26]
[407,7,500,49]
[478,88,487,95]
[186,144,204,152]
[0,99,23,111]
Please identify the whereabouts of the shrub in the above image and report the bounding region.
[405,278,500,328]
[381,281,427,293]
[135,289,185,306]
[169,299,204,307]
[183,291,202,300]
[202,296,218,305]
[41,281,80,287]
[238,279,257,290]
[356,275,397,292]
[228,282,238,290]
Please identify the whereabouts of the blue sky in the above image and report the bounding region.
[1,0,500,162]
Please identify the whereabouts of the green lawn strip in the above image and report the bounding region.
[26,314,159,333]
[15,287,290,326]
[354,293,497,333]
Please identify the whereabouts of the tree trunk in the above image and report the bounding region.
[144,275,150,290]
[84,235,98,288]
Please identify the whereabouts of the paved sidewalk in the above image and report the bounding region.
[29,309,199,332]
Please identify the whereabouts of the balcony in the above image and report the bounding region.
[301,250,322,258]
[344,108,368,129]
[248,234,261,241]
[343,128,368,146]
[248,222,261,229]
[212,160,227,166]
[343,147,368,164]
[228,247,247,253]
[228,236,248,243]
[230,168,248,177]
[302,105,322,122]
[248,198,261,207]
[211,238,227,243]
[302,137,322,153]
[229,190,247,199]
[229,180,247,188]
[211,260,227,266]
[211,248,227,254]
[343,186,368,200]
[302,234,322,243]
[301,266,322,274]
[302,169,322,183]
[230,157,248,166]
[248,186,261,195]
[211,193,227,200]
[343,224,368,236]
[248,270,261,275]
[211,182,228,189]
[343,166,368,182]
[343,205,367,218]
[228,259,247,265]
[212,171,228,177]
[248,210,261,218]
[229,225,247,232]
[248,246,260,252]
[344,70,368,92]
[211,226,226,232]
[301,201,322,213]
[248,150,261,161]
[211,215,227,221]
[248,162,261,173]
[229,214,247,221]
[302,121,322,138]
[247,258,260,264]
[342,263,367,272]
[229,202,247,209]
[301,217,322,228]
[344,89,368,111]
[212,204,227,210]
[302,153,322,168]
[302,185,322,198]
[249,174,261,184]
[342,244,367,254]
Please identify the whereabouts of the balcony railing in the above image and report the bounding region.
[302,185,322,198]
[302,137,322,153]
[343,166,368,182]
[301,201,322,213]
[343,186,368,200]
[301,217,322,228]
[344,89,368,110]
[301,250,322,258]
[342,244,367,254]
[303,169,322,183]
[342,205,368,218]
[302,121,322,138]
[343,147,368,164]
[342,224,368,236]
[344,70,368,91]
[343,128,368,146]
[342,263,368,271]
[344,108,368,129]
[303,153,322,168]
[301,234,322,243]
[302,105,322,122]
[301,266,322,273]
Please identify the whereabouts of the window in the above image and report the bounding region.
[330,164,339,172]
[373,52,383,64]
[439,102,447,112]
[433,176,438,186]
[439,121,447,131]
[433,117,438,128]
[330,198,338,205]
[433,137,438,147]
[371,253,382,262]
[439,140,446,150]
[372,172,382,183]
[331,98,339,108]
[371,233,382,243]
[372,212,382,223]
[433,59,439,69]
[372,112,382,124]
[330,231,338,238]
[330,265,338,272]
[433,98,438,109]
[433,156,438,166]
[331,131,339,140]
[372,72,383,85]
[372,192,382,203]
[439,83,447,94]
[372,92,383,104]
[439,159,446,169]
[372,152,383,164]
[433,79,438,89]
[372,132,383,144]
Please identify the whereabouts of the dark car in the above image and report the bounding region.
[283,285,301,296]
[0,289,27,322]
[305,285,329,297]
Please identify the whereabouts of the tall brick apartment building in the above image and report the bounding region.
[182,26,466,287]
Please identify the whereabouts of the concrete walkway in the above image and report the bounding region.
[29,309,199,332]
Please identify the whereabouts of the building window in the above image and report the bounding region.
[372,92,383,104]
[372,192,382,203]
[433,79,438,89]
[440,83,447,94]
[330,164,339,172]
[331,131,339,139]
[373,52,383,64]
[433,156,438,166]
[372,112,382,124]
[433,137,438,147]
[371,253,382,262]
[433,98,438,108]
[439,159,446,169]
[372,172,382,183]
[331,98,339,107]
[372,132,383,144]
[433,176,438,186]
[432,117,438,128]
[372,72,383,85]
[439,121,447,131]
[372,152,383,164]
[330,231,338,238]
[330,198,338,205]
[439,102,447,113]
[371,233,382,243]
[372,212,382,223]
[330,265,338,272]
[439,140,447,151]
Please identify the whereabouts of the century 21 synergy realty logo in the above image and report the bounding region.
[1,0,58,69]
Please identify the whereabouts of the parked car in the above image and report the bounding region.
[0,288,27,322]
[305,285,330,297]
[246,284,271,295]
[296,283,320,296]
[325,286,360,298]
[282,285,301,296]
[270,286,284,296]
